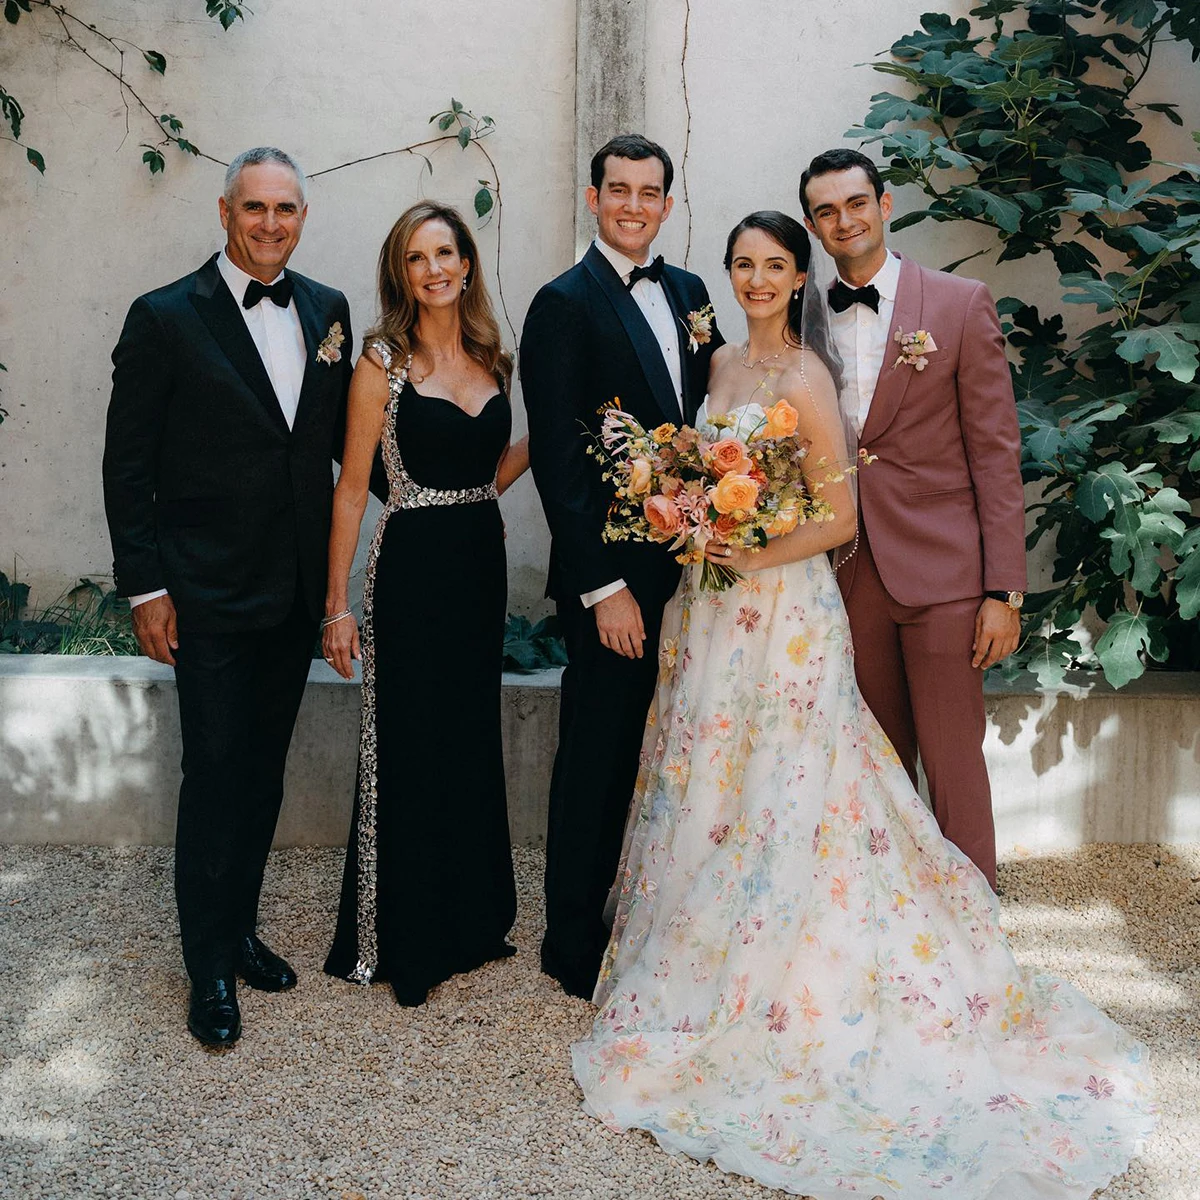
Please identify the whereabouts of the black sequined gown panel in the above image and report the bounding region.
[325,377,518,1003]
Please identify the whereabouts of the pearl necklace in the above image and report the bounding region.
[739,340,791,370]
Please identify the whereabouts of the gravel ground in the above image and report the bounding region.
[0,841,1196,1200]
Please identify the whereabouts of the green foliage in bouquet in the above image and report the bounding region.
[849,0,1200,687]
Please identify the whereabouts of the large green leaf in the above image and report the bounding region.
[1112,324,1200,382]
[861,92,936,129]
[1174,529,1200,620]
[1060,272,1132,312]
[1101,487,1190,592]
[1094,611,1161,688]
[1074,461,1144,521]
[959,187,1024,232]
[1021,630,1082,688]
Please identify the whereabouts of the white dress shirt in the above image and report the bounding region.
[828,250,902,438]
[216,249,307,430]
[581,238,683,610]
[129,250,308,609]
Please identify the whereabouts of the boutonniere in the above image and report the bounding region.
[893,328,938,370]
[680,303,715,354]
[316,322,344,366]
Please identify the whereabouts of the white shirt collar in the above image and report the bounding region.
[591,236,658,284]
[835,249,901,302]
[217,248,285,305]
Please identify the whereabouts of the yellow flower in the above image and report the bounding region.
[912,933,941,964]
[651,422,677,444]
[786,634,809,665]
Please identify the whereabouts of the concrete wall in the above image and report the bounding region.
[1,658,1197,853]
[0,0,576,615]
[2,0,1198,608]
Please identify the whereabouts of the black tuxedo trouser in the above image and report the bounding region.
[542,591,667,996]
[172,588,316,980]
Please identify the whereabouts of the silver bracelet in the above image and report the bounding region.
[320,609,352,630]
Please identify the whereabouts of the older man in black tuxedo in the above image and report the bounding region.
[103,147,353,1046]
[522,134,723,1000]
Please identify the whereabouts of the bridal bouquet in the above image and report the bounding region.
[588,399,862,591]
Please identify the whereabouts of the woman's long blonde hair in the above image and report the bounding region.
[366,201,512,389]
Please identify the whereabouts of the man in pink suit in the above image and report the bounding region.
[800,148,1026,888]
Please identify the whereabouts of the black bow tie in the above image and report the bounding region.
[626,255,665,289]
[242,277,294,309]
[828,279,881,314]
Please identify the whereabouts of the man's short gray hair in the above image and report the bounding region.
[223,146,306,203]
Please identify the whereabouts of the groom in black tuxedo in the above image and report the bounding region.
[103,147,353,1046]
[522,134,722,1000]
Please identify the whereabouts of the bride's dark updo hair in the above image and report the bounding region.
[724,210,842,390]
[723,210,811,347]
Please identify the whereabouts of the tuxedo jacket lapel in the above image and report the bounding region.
[583,245,681,426]
[659,270,699,423]
[189,255,290,436]
[860,254,922,444]
[290,273,325,433]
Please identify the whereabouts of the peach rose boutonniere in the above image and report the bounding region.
[893,328,938,370]
[681,303,715,354]
[316,322,345,366]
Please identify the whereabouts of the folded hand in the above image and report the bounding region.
[132,594,179,666]
[322,613,361,679]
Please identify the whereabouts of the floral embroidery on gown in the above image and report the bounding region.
[571,403,1155,1199]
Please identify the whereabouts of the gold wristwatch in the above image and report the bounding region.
[985,590,1024,610]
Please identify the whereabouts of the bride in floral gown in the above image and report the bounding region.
[571,212,1155,1198]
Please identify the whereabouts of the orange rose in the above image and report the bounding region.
[644,494,682,537]
[764,398,799,439]
[765,505,800,536]
[712,473,760,515]
[707,438,753,478]
[714,512,741,538]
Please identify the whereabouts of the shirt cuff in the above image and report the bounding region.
[128,589,168,608]
[581,580,627,609]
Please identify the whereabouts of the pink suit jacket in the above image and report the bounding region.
[836,253,1027,607]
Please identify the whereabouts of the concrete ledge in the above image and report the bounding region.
[1,657,1197,853]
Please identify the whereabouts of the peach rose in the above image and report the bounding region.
[714,512,741,539]
[707,438,753,478]
[644,494,682,537]
[628,457,653,496]
[765,505,800,536]
[712,473,760,515]
[764,398,799,439]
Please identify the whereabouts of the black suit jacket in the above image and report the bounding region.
[521,244,723,608]
[102,253,353,634]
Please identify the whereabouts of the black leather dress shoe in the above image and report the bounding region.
[540,943,596,1002]
[236,934,298,992]
[188,977,241,1047]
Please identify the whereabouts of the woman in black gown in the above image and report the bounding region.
[322,201,529,1006]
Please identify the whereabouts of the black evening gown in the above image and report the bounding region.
[324,342,517,1005]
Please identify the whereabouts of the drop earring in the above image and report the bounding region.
[462,275,468,291]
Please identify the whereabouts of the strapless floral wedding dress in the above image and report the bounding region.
[571,402,1154,1199]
